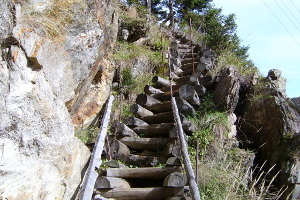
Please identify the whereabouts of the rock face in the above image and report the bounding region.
[240,69,300,198]
[214,66,240,112]
[292,97,300,113]
[0,0,118,199]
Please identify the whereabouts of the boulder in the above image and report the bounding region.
[240,71,300,198]
[214,66,240,112]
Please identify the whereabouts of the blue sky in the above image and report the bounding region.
[213,0,300,98]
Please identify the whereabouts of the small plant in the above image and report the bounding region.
[75,126,99,144]
[189,94,229,157]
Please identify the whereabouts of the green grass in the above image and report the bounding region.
[214,50,258,77]
[113,41,162,66]
[188,94,229,158]
[75,126,99,144]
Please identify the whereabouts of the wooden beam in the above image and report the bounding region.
[140,111,174,124]
[106,167,181,179]
[95,176,130,189]
[133,123,172,137]
[78,95,114,200]
[111,121,139,138]
[144,101,172,113]
[130,104,153,117]
[98,187,184,200]
[123,117,148,127]
[163,172,186,187]
[120,137,171,150]
[144,85,164,95]
[115,154,167,167]
[152,76,175,88]
[171,97,201,200]
[136,94,161,107]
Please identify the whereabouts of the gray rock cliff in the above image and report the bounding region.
[0,0,118,199]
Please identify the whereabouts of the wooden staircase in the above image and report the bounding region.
[93,32,212,200]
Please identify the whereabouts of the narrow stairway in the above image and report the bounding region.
[94,32,214,200]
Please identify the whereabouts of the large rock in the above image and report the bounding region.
[292,97,300,113]
[214,66,240,112]
[0,0,14,43]
[0,0,119,199]
[240,69,300,198]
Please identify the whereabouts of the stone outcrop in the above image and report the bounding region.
[292,97,300,113]
[0,0,119,199]
[240,69,300,198]
[214,66,240,112]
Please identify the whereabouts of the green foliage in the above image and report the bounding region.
[214,50,258,77]
[75,126,99,144]
[113,41,162,66]
[122,68,134,88]
[189,94,229,157]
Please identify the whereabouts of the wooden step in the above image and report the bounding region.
[115,154,168,167]
[98,187,184,200]
[123,117,148,128]
[181,62,200,71]
[181,58,200,65]
[140,111,174,124]
[130,104,153,117]
[177,44,195,49]
[151,90,179,101]
[182,52,199,59]
[120,137,172,150]
[143,100,172,113]
[136,94,161,107]
[178,48,193,53]
[144,85,164,95]
[133,123,173,137]
[152,76,175,88]
[106,167,181,179]
[178,69,193,77]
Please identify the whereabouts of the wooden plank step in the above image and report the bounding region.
[144,85,164,95]
[151,90,179,101]
[98,187,184,200]
[152,76,175,88]
[178,68,193,77]
[143,101,172,113]
[123,117,148,128]
[177,44,195,49]
[182,52,199,59]
[130,104,153,117]
[181,58,200,65]
[106,167,181,179]
[115,154,168,167]
[181,62,200,71]
[120,137,172,150]
[140,111,174,124]
[178,48,193,53]
[133,123,173,137]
